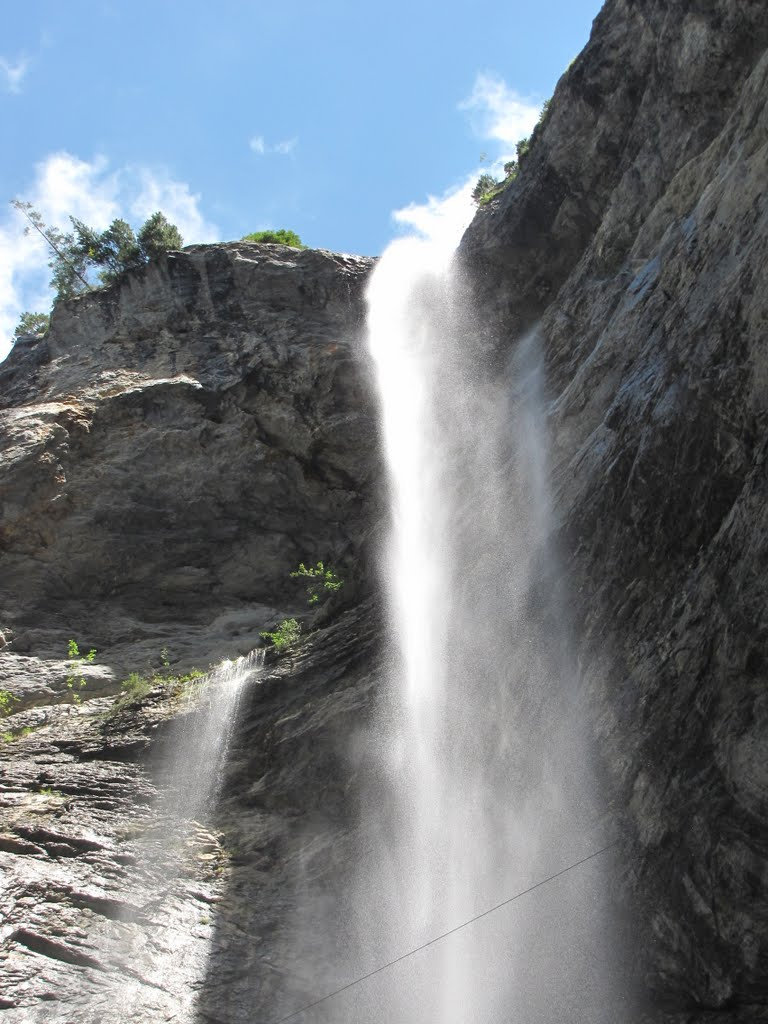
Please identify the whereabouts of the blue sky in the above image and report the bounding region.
[1,0,602,359]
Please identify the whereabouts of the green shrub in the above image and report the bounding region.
[106,657,206,719]
[14,311,50,337]
[472,173,500,205]
[0,725,35,743]
[290,561,344,606]
[120,671,153,703]
[241,228,305,248]
[260,618,301,652]
[0,690,19,716]
[66,640,96,704]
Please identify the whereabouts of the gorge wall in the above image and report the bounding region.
[0,0,766,1020]
[460,0,768,1015]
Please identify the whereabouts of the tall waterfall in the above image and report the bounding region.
[335,211,621,1022]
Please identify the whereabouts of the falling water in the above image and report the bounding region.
[162,648,265,820]
[108,649,264,1020]
[330,209,623,1022]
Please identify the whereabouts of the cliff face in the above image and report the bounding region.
[1,1,767,1021]
[0,243,378,696]
[0,245,382,1022]
[461,0,768,1015]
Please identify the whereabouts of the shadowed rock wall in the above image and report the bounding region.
[460,0,768,1016]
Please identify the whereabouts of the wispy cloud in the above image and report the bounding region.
[128,168,218,244]
[249,134,298,156]
[392,174,477,250]
[459,72,541,149]
[384,72,543,255]
[0,54,30,93]
[0,153,218,361]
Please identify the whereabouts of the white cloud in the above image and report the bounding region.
[248,134,298,156]
[0,152,218,363]
[0,54,29,93]
[459,72,541,149]
[392,173,477,251]
[31,153,121,228]
[128,169,218,244]
[381,72,542,259]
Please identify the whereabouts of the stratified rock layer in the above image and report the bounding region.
[461,0,768,1016]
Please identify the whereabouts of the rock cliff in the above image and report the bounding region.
[461,0,768,1016]
[0,0,767,1021]
[0,243,378,696]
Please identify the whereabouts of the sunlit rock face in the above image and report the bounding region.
[0,244,382,1022]
[461,0,768,1016]
[0,243,378,696]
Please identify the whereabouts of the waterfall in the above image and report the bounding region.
[162,648,265,820]
[109,649,264,1019]
[330,210,622,1022]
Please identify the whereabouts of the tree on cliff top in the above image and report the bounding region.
[12,200,183,302]
[242,228,305,248]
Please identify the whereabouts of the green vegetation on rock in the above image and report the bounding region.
[11,200,183,302]
[260,618,301,652]
[65,639,96,704]
[0,689,19,716]
[290,560,343,605]
[110,658,207,715]
[14,311,50,337]
[242,228,305,248]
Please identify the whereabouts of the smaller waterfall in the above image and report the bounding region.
[108,648,264,1020]
[163,648,265,820]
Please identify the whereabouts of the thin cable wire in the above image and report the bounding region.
[268,839,618,1024]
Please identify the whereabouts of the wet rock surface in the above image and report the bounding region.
[0,694,224,1022]
[0,605,380,1023]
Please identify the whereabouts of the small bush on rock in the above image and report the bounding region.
[0,689,19,716]
[472,173,500,204]
[260,618,301,652]
[290,561,343,605]
[66,640,96,704]
[242,228,305,248]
